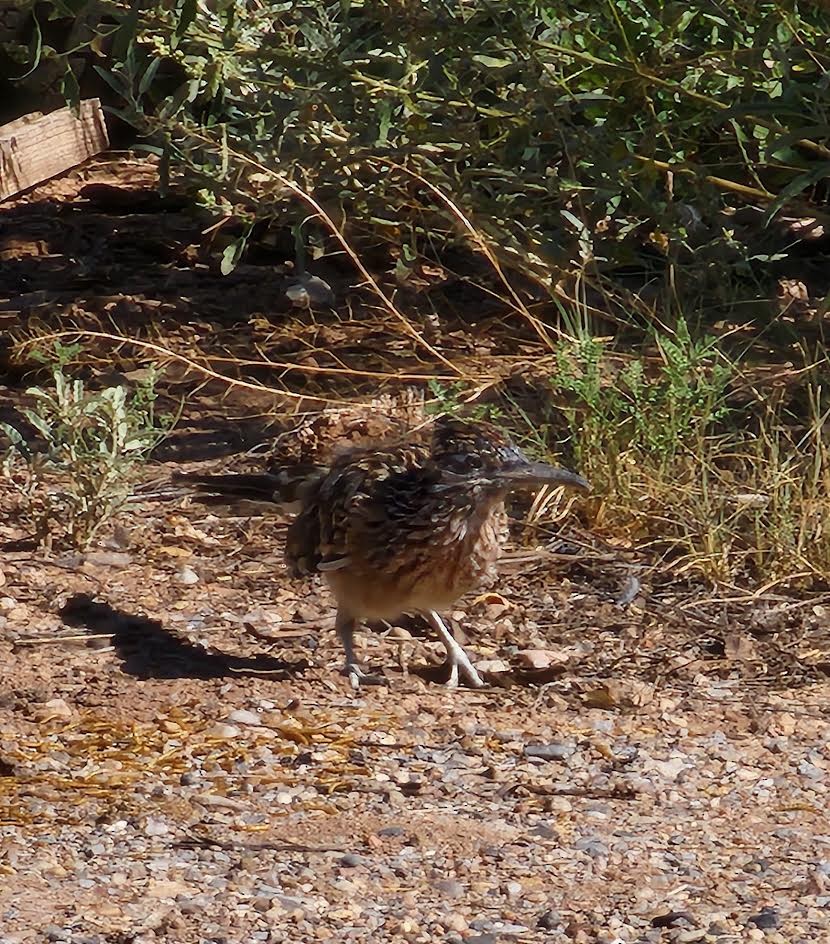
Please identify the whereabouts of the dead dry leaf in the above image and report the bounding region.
[582,679,655,709]
[516,648,573,670]
[476,659,511,674]
[157,546,193,558]
[724,632,760,662]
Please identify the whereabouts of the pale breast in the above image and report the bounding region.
[324,500,509,620]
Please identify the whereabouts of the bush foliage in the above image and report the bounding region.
[5,1,829,294]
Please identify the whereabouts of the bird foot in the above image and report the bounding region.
[343,662,387,690]
[424,610,487,690]
[443,650,486,689]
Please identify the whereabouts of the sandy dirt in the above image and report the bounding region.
[0,158,829,944]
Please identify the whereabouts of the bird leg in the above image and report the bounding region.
[335,609,386,689]
[424,610,485,689]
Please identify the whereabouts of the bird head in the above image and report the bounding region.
[431,416,589,493]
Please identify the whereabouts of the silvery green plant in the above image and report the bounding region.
[2,360,171,549]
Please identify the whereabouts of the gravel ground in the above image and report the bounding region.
[1,157,829,943]
[1,487,829,944]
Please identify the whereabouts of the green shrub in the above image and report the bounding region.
[2,350,172,549]
[551,319,732,479]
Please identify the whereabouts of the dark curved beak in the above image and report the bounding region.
[497,462,590,491]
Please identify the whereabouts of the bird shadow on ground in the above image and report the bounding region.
[59,593,308,681]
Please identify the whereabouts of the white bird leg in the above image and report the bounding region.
[336,609,385,688]
[424,610,485,689]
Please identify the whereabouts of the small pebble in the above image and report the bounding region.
[143,818,169,837]
[748,908,779,930]
[227,709,262,726]
[538,910,561,930]
[651,911,694,928]
[175,565,200,586]
[206,723,240,739]
[523,742,575,762]
[85,551,131,568]
[443,913,468,933]
[339,853,365,868]
[433,879,464,899]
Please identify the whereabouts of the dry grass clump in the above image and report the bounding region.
[523,326,830,587]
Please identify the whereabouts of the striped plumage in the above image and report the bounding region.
[175,416,589,688]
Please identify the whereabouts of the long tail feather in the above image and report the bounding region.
[173,471,283,502]
[173,463,325,507]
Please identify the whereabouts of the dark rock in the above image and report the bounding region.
[748,908,779,930]
[538,909,562,930]
[651,911,694,928]
[339,853,366,868]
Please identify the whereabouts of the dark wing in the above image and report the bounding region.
[285,441,440,576]
[284,478,325,576]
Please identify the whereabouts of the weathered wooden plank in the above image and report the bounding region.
[0,98,109,201]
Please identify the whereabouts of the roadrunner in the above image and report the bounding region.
[174,417,589,688]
